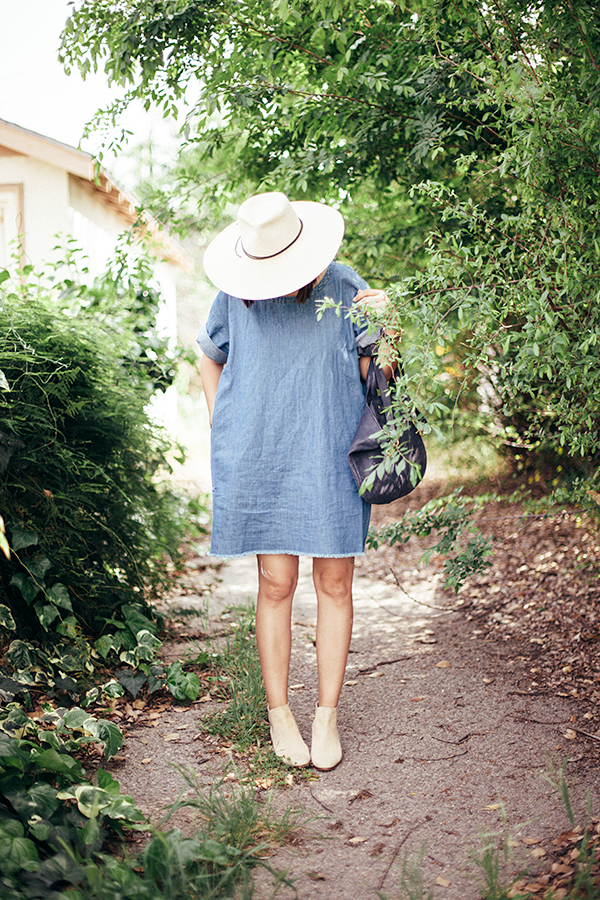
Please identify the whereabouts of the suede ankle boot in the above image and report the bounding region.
[311,705,342,770]
[268,704,310,767]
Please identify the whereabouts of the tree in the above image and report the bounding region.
[61,1,600,497]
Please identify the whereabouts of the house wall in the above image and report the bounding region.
[0,154,71,267]
[68,175,131,278]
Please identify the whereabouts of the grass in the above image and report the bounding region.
[194,603,316,784]
[377,772,600,900]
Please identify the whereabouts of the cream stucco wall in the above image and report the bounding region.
[0,154,70,267]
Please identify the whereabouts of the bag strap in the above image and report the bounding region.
[365,357,395,411]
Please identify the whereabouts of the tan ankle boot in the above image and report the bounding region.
[268,704,310,767]
[311,705,342,770]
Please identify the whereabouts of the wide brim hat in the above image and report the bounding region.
[203,192,345,300]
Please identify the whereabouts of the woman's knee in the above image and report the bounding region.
[313,559,354,606]
[257,556,298,604]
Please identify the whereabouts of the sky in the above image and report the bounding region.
[0,0,176,188]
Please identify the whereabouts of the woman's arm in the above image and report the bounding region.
[199,354,225,426]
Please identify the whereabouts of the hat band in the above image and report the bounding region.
[237,219,304,261]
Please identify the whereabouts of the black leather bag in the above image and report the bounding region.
[348,358,427,504]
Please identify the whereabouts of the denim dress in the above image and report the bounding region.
[197,262,374,558]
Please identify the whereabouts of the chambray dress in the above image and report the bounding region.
[197,262,375,558]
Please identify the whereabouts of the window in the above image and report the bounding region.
[0,184,24,269]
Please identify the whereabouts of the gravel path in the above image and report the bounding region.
[111,525,598,900]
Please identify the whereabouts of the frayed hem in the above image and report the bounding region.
[208,549,366,560]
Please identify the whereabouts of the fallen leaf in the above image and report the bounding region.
[530,847,546,858]
[368,672,383,678]
[484,803,502,810]
[308,872,326,880]
[348,837,368,844]
[522,837,542,845]
[411,696,424,702]
[132,699,146,710]
[197,694,212,703]
[254,778,272,789]
[522,882,545,893]
[350,789,373,802]
[564,729,577,740]
[483,677,494,684]
[139,737,148,745]
[141,758,153,765]
[435,876,451,888]
[436,660,452,668]
[177,724,190,730]
[162,733,180,742]
[551,863,573,874]
[371,843,385,857]
[289,683,304,690]
[378,818,400,828]
[344,680,358,686]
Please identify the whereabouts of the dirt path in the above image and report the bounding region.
[110,472,599,900]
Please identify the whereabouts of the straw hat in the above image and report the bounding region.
[203,192,345,300]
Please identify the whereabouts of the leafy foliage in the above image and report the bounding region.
[367,490,495,591]
[0,251,193,638]
[60,0,600,490]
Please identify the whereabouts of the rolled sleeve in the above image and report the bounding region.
[197,325,229,363]
[196,291,230,363]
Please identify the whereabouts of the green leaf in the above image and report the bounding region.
[33,601,59,630]
[31,748,84,778]
[10,573,41,605]
[95,720,124,760]
[135,628,161,660]
[147,664,165,694]
[0,269,10,284]
[116,668,147,698]
[10,525,38,552]
[5,639,36,670]
[94,635,115,658]
[101,679,125,699]
[166,660,201,702]
[27,556,52,582]
[0,733,29,770]
[0,831,39,875]
[73,785,112,818]
[60,707,90,732]
[9,782,60,820]
[0,604,16,630]
[104,794,145,822]
[96,768,120,794]
[46,583,73,611]
[122,604,157,636]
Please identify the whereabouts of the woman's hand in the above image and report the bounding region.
[354,287,389,315]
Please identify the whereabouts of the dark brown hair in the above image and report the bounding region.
[242,277,317,308]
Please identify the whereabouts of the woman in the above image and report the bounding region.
[198,192,393,770]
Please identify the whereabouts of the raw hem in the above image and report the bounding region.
[208,549,366,560]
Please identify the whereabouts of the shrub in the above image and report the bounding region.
[0,252,190,638]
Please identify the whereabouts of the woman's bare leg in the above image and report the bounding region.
[312,557,354,708]
[255,553,299,709]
